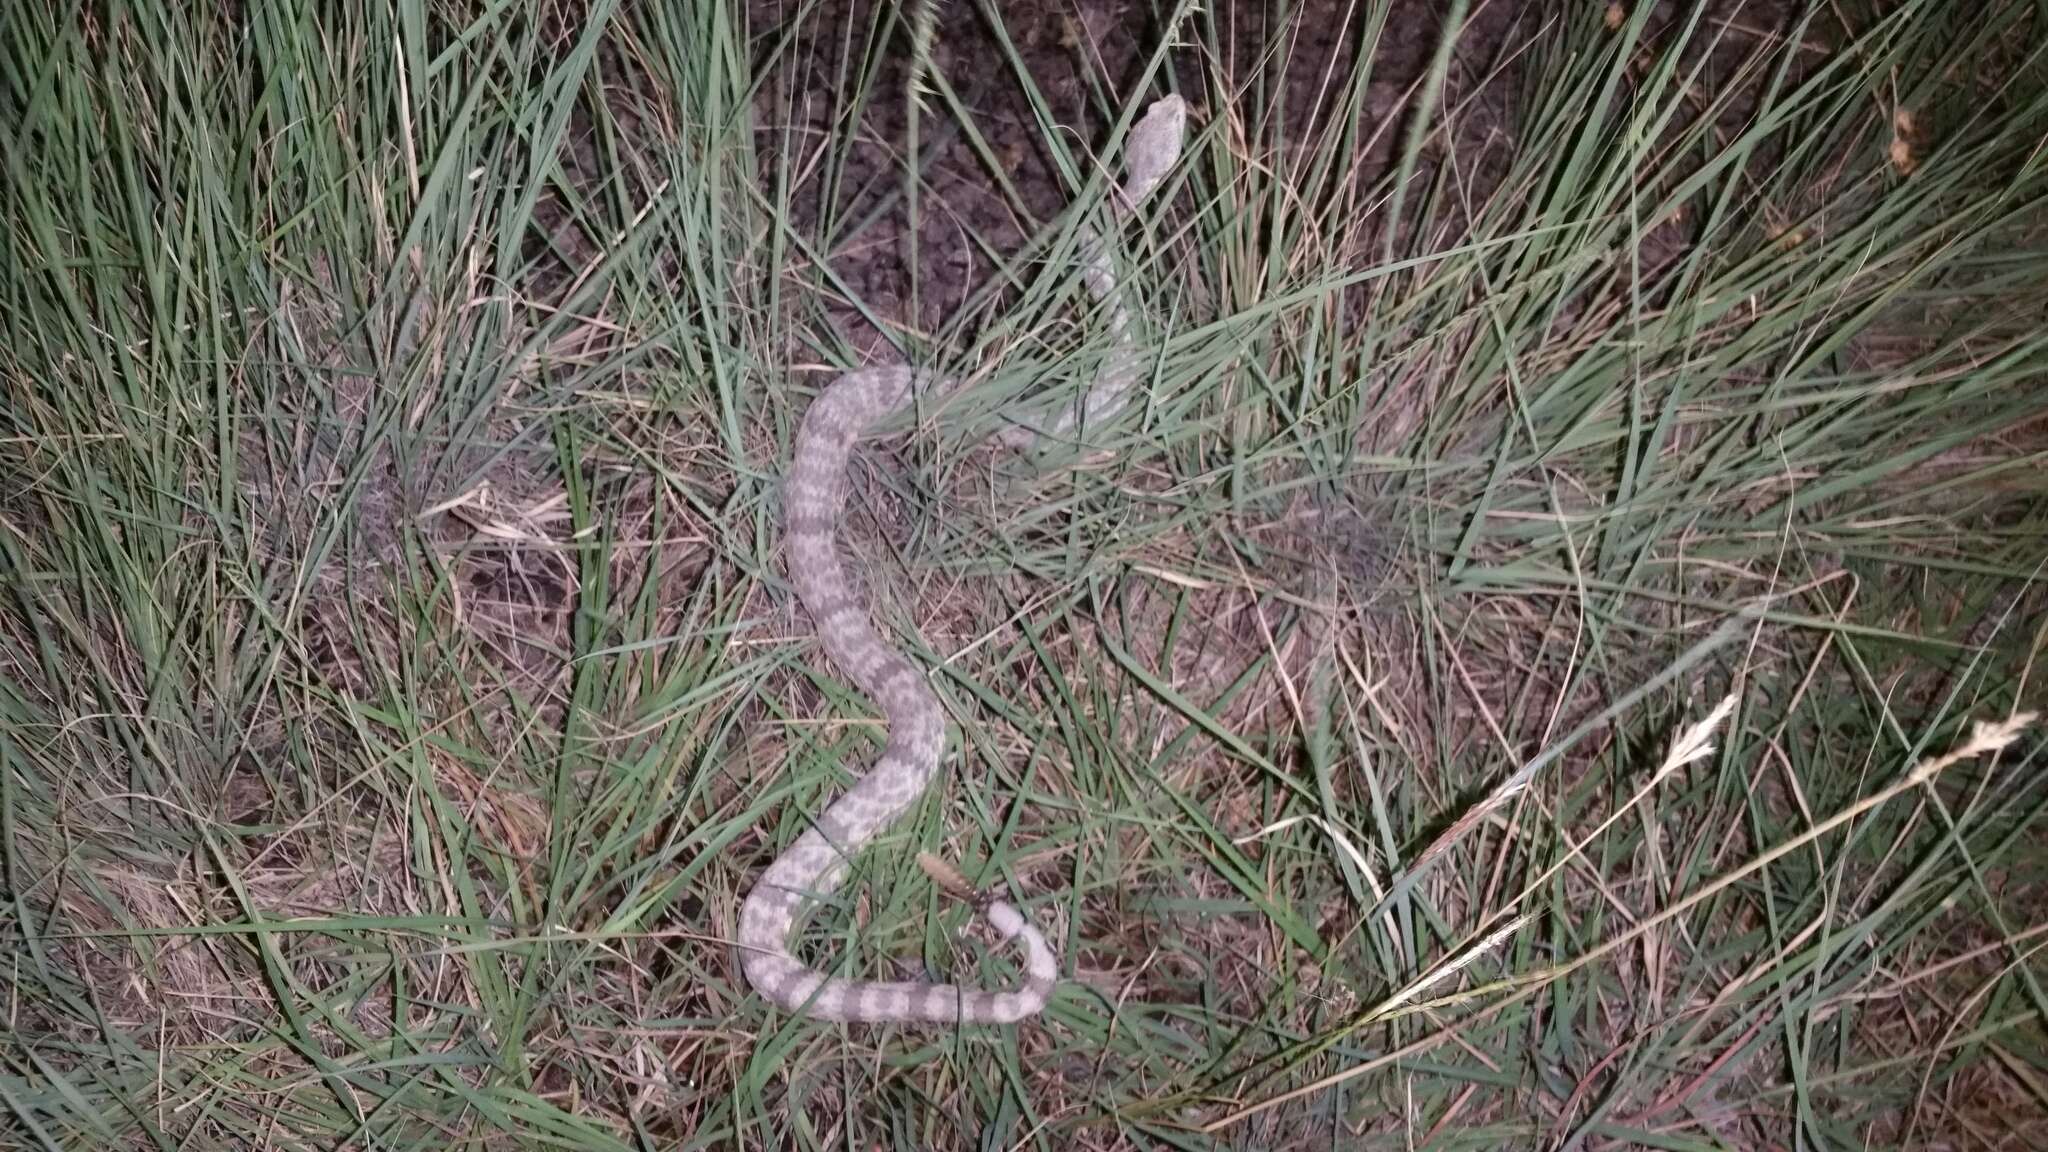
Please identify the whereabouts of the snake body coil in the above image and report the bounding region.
[738,97,1185,1025]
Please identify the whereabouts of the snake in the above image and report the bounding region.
[737,96,1186,1024]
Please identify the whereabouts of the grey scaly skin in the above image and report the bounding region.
[737,96,1187,1025]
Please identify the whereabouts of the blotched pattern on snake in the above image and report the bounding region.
[736,97,1186,1024]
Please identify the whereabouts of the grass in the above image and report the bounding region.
[4,0,2047,1147]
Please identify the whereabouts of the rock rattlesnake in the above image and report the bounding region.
[737,96,1186,1024]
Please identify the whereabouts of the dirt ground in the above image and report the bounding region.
[742,0,1804,348]
[748,0,1519,339]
